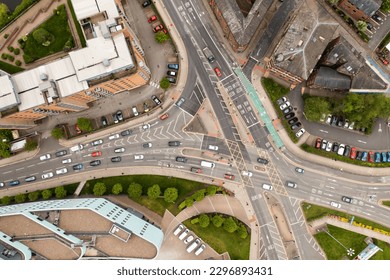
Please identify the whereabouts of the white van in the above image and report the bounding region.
[173,224,184,236]
[70,144,84,152]
[262,183,273,190]
[194,244,206,256]
[186,238,201,253]
[201,160,215,168]
[178,229,189,240]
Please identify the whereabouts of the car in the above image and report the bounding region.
[344,119,349,128]
[108,134,120,140]
[214,67,222,77]
[167,76,177,83]
[112,113,119,123]
[25,176,36,182]
[387,152,390,163]
[152,95,162,105]
[356,151,363,160]
[142,0,151,7]
[39,154,51,161]
[111,156,122,163]
[276,96,287,105]
[321,139,328,150]
[284,112,295,120]
[295,167,304,174]
[101,116,108,127]
[286,181,297,188]
[224,173,235,180]
[167,70,177,77]
[168,63,179,70]
[315,138,322,149]
[280,101,291,110]
[116,111,123,122]
[153,24,164,32]
[75,124,82,134]
[330,201,341,208]
[91,151,102,157]
[348,122,355,130]
[176,97,185,107]
[332,142,339,153]
[368,151,375,163]
[290,122,301,130]
[148,15,157,23]
[62,158,72,164]
[381,152,387,163]
[343,145,351,157]
[242,171,253,177]
[374,152,381,163]
[56,168,68,175]
[55,150,67,157]
[114,147,125,153]
[176,156,187,163]
[90,160,101,167]
[372,14,382,22]
[0,182,4,188]
[262,183,273,190]
[143,142,152,148]
[282,106,293,114]
[142,124,151,131]
[121,129,133,136]
[359,127,366,133]
[191,167,202,173]
[91,139,103,146]
[208,145,218,151]
[184,235,194,245]
[42,172,54,180]
[168,141,181,147]
[132,106,139,117]
[194,244,206,256]
[143,102,149,113]
[72,164,84,170]
[342,196,352,204]
[325,141,333,152]
[8,180,20,186]
[295,128,305,138]
[350,147,357,159]
[361,151,368,161]
[325,114,332,124]
[160,113,169,120]
[134,154,144,160]
[178,229,189,240]
[173,224,184,235]
[288,117,298,125]
[336,118,344,127]
[257,157,269,164]
[367,23,373,31]
[330,115,338,126]
[337,144,345,156]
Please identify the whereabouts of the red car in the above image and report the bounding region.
[75,124,81,134]
[148,15,157,23]
[350,147,357,159]
[224,174,235,180]
[153,24,164,33]
[160,113,169,120]
[315,138,322,149]
[162,29,168,34]
[91,151,102,157]
[214,67,222,77]
[368,151,374,163]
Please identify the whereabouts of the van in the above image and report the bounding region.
[178,229,189,240]
[194,244,206,256]
[202,47,215,63]
[132,106,139,117]
[70,144,84,152]
[173,224,184,236]
[186,238,201,253]
[200,160,215,168]
[262,183,273,190]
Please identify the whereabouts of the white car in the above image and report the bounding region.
[39,154,51,161]
[279,101,291,110]
[337,144,345,156]
[208,145,218,151]
[134,155,144,160]
[348,122,355,130]
[326,141,333,152]
[295,128,305,138]
[242,171,253,177]
[108,134,120,140]
[142,124,151,131]
[325,114,332,124]
[56,168,68,175]
[41,172,54,180]
[91,139,103,146]
[194,244,206,256]
[62,158,72,164]
[184,235,194,244]
[330,201,341,208]
[114,147,125,153]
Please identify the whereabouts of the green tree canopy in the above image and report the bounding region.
[155,31,169,44]
[237,224,248,239]
[93,182,106,196]
[206,185,218,196]
[51,127,65,140]
[382,0,390,12]
[211,214,224,228]
[147,184,161,199]
[185,197,194,208]
[32,27,55,46]
[1,196,11,205]
[55,186,67,199]
[0,129,13,141]
[24,139,38,151]
[128,182,143,200]
[77,117,93,132]
[357,20,367,32]
[192,190,205,202]
[0,141,11,158]
[303,96,331,121]
[112,183,123,195]
[15,193,26,204]
[164,187,178,203]
[28,191,40,202]
[199,214,210,228]
[328,0,339,5]
[41,189,53,200]
[223,217,238,233]
[160,77,170,90]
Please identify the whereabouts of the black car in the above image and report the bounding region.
[330,115,338,126]
[112,113,119,123]
[288,117,298,125]
[342,196,352,203]
[168,141,181,147]
[8,180,20,186]
[121,129,132,136]
[356,151,363,160]
[176,156,187,163]
[167,77,176,84]
[111,156,122,163]
[101,116,108,127]
[55,150,68,157]
[337,118,344,127]
[332,142,339,152]
[90,160,101,167]
[257,157,269,164]
[283,106,293,114]
[284,112,295,119]
[142,0,151,7]
[116,110,123,122]
[343,145,351,157]
[290,122,301,130]
[152,95,162,105]
[73,164,84,170]
[143,142,152,148]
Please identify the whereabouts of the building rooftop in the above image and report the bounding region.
[349,0,381,17]
[312,66,351,90]
[0,75,18,110]
[71,0,119,20]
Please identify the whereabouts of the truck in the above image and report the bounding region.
[201,160,215,168]
[202,47,215,63]
[70,144,84,152]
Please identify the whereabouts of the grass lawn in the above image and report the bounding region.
[382,201,390,208]
[66,0,87,47]
[183,220,250,260]
[22,4,73,63]
[0,60,24,74]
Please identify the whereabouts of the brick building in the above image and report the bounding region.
[337,0,381,22]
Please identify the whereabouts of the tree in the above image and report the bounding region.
[24,139,38,151]
[0,141,11,158]
[93,182,106,196]
[112,183,123,195]
[198,214,210,228]
[15,193,26,204]
[237,224,248,239]
[164,187,178,203]
[185,197,194,208]
[77,117,93,132]
[328,0,339,5]
[128,182,143,200]
[51,127,65,140]
[206,185,218,196]
[382,0,390,12]
[155,31,169,44]
[32,28,55,46]
[357,20,367,32]
[192,190,205,202]
[160,77,170,90]
[55,186,67,199]
[28,191,40,202]
[303,96,331,121]
[147,184,161,199]
[1,196,11,205]
[212,214,224,228]
[223,217,238,233]
[0,129,13,142]
[41,189,52,200]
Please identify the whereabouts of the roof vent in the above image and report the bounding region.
[275,53,284,62]
[103,59,110,67]
[40,73,48,81]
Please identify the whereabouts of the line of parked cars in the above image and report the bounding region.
[173,224,206,256]
[276,96,305,138]
[166,63,179,84]
[315,137,390,163]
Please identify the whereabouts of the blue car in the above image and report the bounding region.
[8,180,20,186]
[361,151,368,162]
[374,152,381,163]
[381,152,387,163]
[387,152,390,162]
